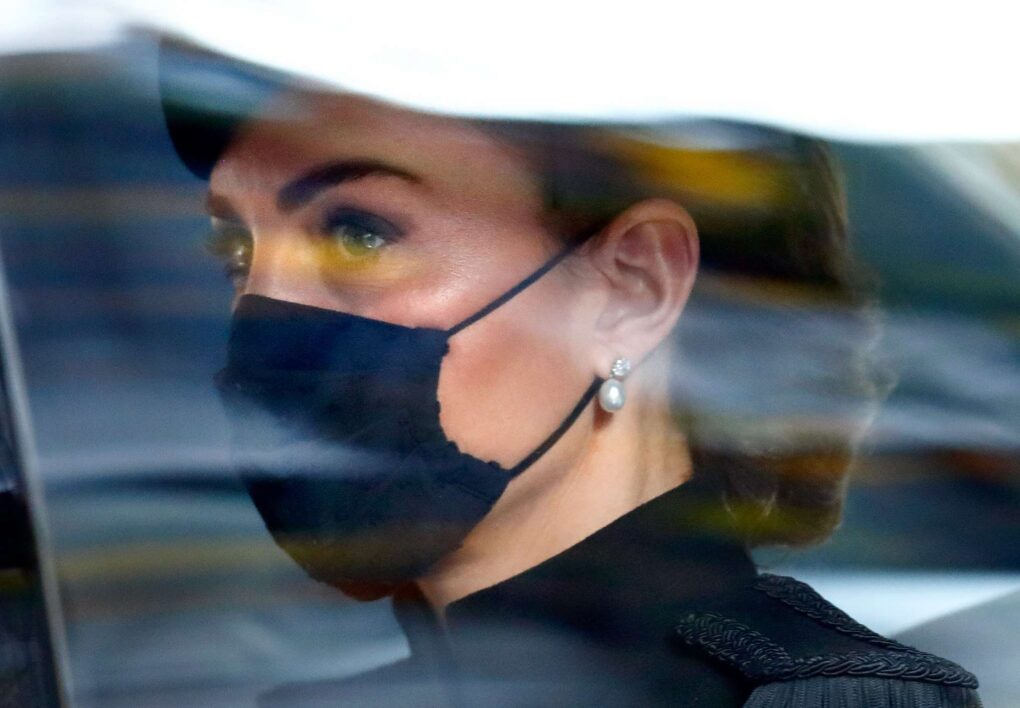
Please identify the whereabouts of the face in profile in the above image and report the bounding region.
[205,88,640,598]
[203,71,704,603]
[208,89,603,466]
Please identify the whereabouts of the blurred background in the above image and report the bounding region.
[1,13,1018,708]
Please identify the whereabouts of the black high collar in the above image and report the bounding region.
[442,471,756,635]
[386,472,758,706]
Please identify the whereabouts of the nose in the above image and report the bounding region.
[241,227,334,310]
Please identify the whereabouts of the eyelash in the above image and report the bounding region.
[204,219,252,286]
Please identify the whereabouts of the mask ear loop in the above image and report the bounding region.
[507,375,603,478]
[443,231,603,478]
[446,233,593,338]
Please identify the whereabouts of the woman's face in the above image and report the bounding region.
[207,89,602,471]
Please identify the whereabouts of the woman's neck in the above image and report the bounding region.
[416,373,692,614]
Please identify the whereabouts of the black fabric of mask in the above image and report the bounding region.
[215,241,602,599]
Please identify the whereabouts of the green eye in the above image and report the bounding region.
[330,222,388,255]
[322,208,400,257]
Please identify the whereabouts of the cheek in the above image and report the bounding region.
[435,275,593,466]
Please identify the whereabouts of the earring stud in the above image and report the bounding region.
[598,356,631,412]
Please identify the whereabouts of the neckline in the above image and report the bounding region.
[395,471,756,646]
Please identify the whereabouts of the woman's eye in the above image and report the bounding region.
[205,218,253,286]
[322,209,400,258]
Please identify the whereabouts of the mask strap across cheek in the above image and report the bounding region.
[507,375,604,478]
[445,232,601,478]
[446,234,592,337]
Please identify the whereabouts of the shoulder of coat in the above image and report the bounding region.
[673,573,981,706]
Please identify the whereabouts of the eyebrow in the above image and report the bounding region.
[204,193,241,221]
[276,159,423,213]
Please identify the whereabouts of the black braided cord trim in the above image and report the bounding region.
[754,574,908,650]
[674,613,791,680]
[674,611,979,688]
[753,573,977,687]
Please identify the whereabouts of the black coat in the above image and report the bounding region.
[261,474,982,707]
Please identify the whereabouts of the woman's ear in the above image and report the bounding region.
[587,198,699,372]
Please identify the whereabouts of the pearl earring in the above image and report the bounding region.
[598,357,631,412]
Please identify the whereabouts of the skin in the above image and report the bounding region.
[207,88,701,614]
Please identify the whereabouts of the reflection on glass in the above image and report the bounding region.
[0,31,1014,708]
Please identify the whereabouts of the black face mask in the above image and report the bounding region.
[215,241,601,599]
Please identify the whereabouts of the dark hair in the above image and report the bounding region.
[483,120,881,547]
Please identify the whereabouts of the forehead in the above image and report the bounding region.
[210,88,541,209]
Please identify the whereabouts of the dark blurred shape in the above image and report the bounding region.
[0,351,60,707]
[159,37,287,181]
[0,475,32,572]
